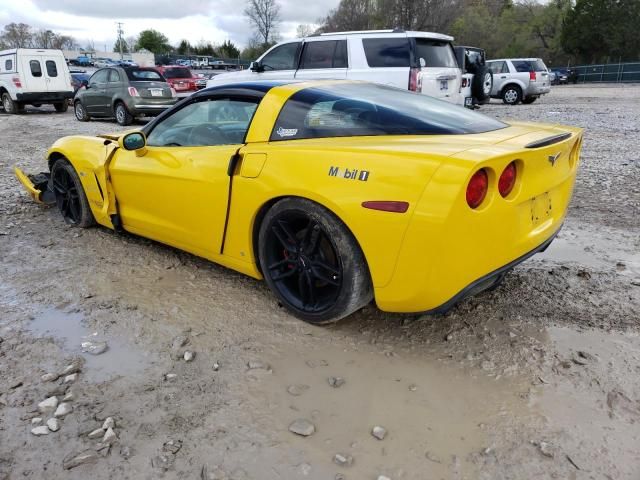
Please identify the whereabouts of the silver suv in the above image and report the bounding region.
[486,58,550,105]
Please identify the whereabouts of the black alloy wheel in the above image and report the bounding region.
[259,198,372,324]
[50,160,95,227]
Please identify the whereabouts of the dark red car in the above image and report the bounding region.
[155,66,198,94]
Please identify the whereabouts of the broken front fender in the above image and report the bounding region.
[14,167,55,205]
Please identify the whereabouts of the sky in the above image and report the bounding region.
[0,0,341,51]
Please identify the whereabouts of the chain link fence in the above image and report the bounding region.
[573,62,640,83]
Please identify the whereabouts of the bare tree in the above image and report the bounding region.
[244,0,281,46]
[296,24,315,38]
[33,29,55,48]
[0,23,33,48]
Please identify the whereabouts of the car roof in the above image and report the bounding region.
[294,29,453,42]
[200,80,297,95]
[488,58,543,62]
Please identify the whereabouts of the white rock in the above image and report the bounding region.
[213,362,220,371]
[103,427,117,444]
[38,396,58,413]
[31,417,43,425]
[247,360,270,370]
[41,373,59,382]
[88,428,105,439]
[288,419,316,437]
[31,426,50,436]
[54,402,73,418]
[372,425,387,440]
[378,476,392,480]
[61,363,81,375]
[165,373,177,380]
[64,373,78,384]
[102,417,115,430]
[333,453,353,467]
[63,391,75,402]
[47,418,61,432]
[184,351,195,362]
[81,340,108,355]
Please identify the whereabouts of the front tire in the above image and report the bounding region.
[50,159,96,228]
[74,101,90,121]
[502,85,522,105]
[258,198,372,324]
[114,102,133,126]
[54,102,68,113]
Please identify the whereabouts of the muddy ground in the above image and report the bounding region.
[1,84,639,480]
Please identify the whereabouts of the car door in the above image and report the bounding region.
[294,38,348,80]
[19,54,48,92]
[82,69,109,115]
[255,42,302,80]
[105,68,123,109]
[487,61,509,95]
[109,95,261,255]
[42,56,69,93]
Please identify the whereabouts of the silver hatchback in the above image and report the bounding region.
[486,58,551,105]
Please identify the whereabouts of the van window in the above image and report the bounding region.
[45,60,58,77]
[271,83,506,141]
[30,60,42,77]
[362,38,410,68]
[261,42,301,71]
[413,39,457,68]
[300,40,348,69]
[5,59,12,71]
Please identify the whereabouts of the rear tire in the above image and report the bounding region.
[54,102,68,113]
[258,198,373,324]
[50,159,95,228]
[74,101,90,121]
[114,102,133,126]
[522,96,537,104]
[2,92,19,114]
[502,85,522,105]
[472,67,492,101]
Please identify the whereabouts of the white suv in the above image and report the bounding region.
[486,58,551,105]
[207,30,471,107]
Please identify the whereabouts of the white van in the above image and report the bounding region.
[0,48,74,113]
[207,30,471,107]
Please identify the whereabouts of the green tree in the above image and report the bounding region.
[176,39,192,55]
[218,39,240,59]
[114,37,129,54]
[135,29,171,54]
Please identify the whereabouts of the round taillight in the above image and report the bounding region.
[498,162,517,198]
[466,169,488,209]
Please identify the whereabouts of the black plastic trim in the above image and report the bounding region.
[525,132,572,149]
[422,227,561,316]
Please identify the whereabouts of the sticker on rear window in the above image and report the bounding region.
[276,127,298,137]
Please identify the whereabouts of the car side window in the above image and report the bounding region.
[89,69,109,85]
[261,42,301,71]
[512,60,532,73]
[5,59,13,71]
[108,69,121,82]
[488,61,508,75]
[300,40,348,69]
[29,60,42,77]
[147,97,260,148]
[362,38,410,67]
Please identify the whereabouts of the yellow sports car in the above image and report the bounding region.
[15,80,583,324]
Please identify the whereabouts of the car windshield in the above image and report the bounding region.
[271,83,506,141]
[414,39,458,68]
[125,69,165,81]
[162,67,192,79]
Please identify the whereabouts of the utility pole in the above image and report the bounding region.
[116,22,125,60]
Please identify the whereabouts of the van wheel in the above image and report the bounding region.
[74,101,90,121]
[114,102,133,126]
[522,96,537,104]
[2,93,19,114]
[54,102,68,113]
[502,85,522,105]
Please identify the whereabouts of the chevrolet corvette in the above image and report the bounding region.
[15,80,583,324]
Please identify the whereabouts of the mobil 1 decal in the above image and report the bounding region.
[328,166,370,182]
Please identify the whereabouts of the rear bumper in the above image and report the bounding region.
[16,91,74,103]
[528,84,551,96]
[127,99,177,116]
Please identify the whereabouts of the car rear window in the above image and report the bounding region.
[512,60,547,72]
[362,38,410,68]
[413,39,457,68]
[271,83,506,141]
[161,67,192,79]
[125,68,165,81]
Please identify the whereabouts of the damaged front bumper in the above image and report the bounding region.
[14,167,55,205]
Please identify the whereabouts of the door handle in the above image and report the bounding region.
[501,76,506,78]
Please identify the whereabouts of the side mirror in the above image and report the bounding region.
[82,79,89,88]
[250,61,263,73]
[120,132,147,156]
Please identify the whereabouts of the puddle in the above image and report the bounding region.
[26,307,154,382]
[240,346,534,479]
